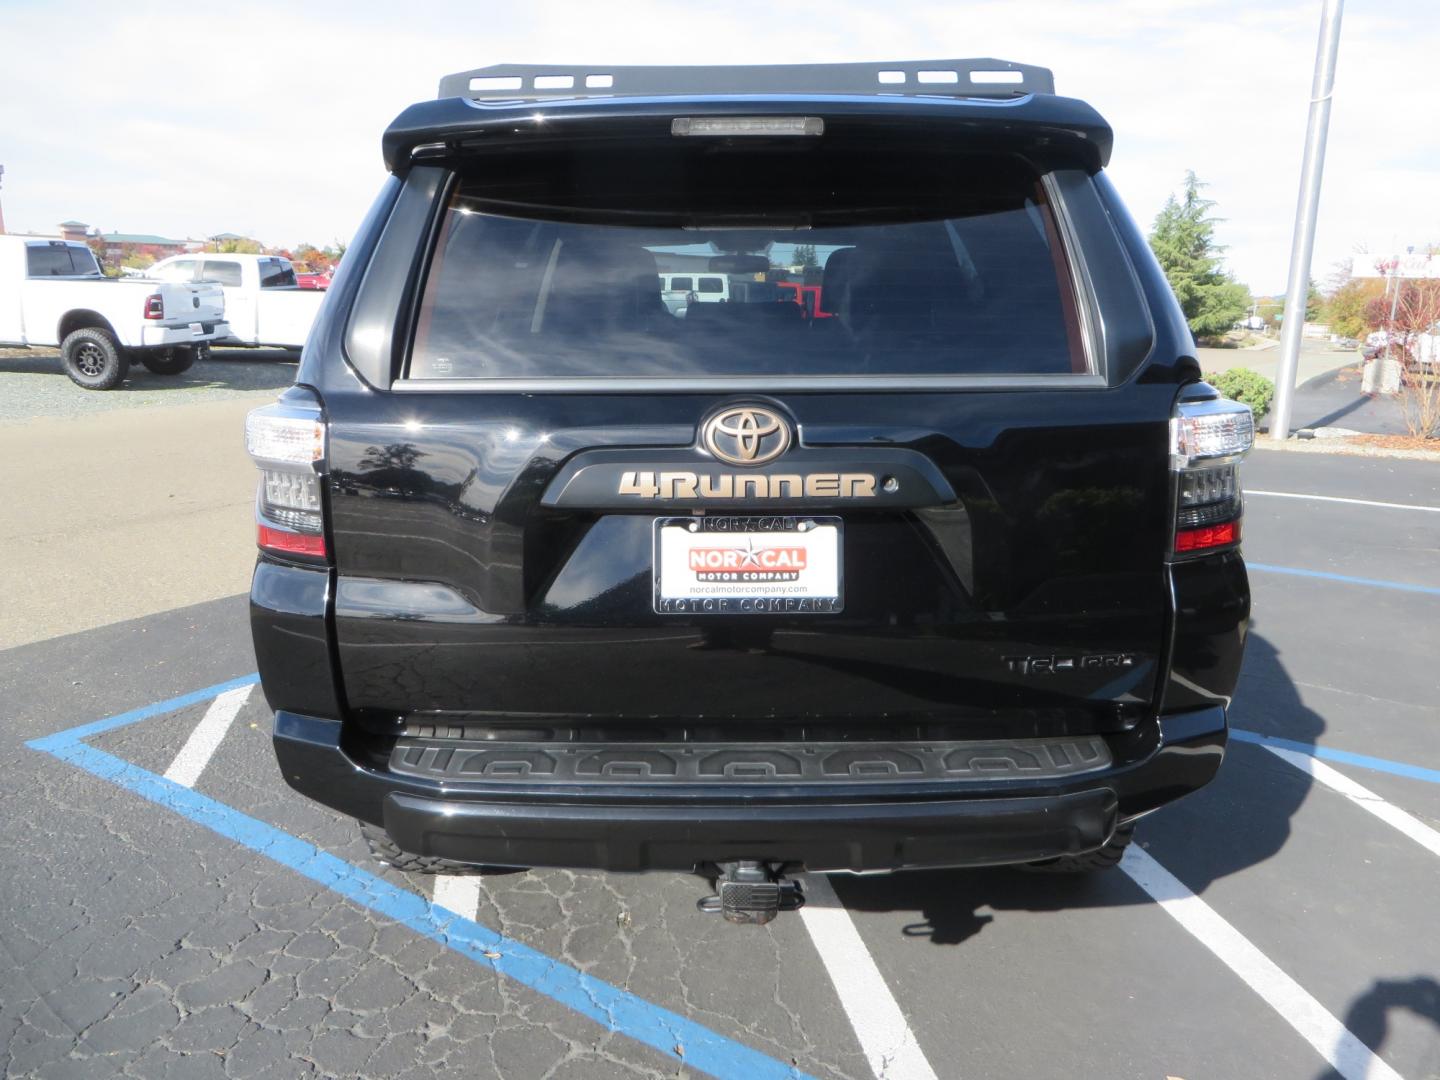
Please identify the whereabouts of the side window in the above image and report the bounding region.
[26,244,75,277]
[668,276,693,292]
[201,260,243,287]
[154,260,199,283]
[696,277,724,294]
[259,259,297,288]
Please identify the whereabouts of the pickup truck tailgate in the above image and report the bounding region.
[160,281,225,324]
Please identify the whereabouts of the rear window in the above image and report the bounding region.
[259,259,296,288]
[153,260,199,283]
[201,260,243,286]
[408,145,1087,380]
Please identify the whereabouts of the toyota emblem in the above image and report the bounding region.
[702,406,792,466]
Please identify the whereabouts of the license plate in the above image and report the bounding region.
[653,516,843,614]
[189,322,204,336]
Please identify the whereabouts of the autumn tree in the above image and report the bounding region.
[1323,278,1386,339]
[213,235,263,254]
[1389,278,1440,438]
[1148,171,1250,339]
[292,243,327,272]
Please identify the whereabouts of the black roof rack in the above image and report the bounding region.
[438,59,1055,102]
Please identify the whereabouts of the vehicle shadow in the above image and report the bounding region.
[0,347,298,393]
[828,621,1319,945]
[1315,978,1440,1080]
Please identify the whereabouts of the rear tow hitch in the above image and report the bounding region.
[697,861,805,925]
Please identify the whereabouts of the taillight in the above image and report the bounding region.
[245,397,327,560]
[1169,396,1254,558]
[144,294,164,320]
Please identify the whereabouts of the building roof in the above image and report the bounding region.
[209,232,249,241]
[99,232,187,246]
[58,220,89,228]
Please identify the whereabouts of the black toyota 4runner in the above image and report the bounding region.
[247,59,1253,924]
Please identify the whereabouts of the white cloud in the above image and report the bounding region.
[1,0,1435,292]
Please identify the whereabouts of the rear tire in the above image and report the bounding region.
[140,346,196,376]
[360,821,526,876]
[1019,823,1135,874]
[61,327,128,390]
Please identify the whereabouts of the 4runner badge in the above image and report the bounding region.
[703,406,791,466]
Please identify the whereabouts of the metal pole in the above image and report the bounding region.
[1270,0,1345,441]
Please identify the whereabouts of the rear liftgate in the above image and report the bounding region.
[311,59,1202,922]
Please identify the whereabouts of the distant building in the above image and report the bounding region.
[58,220,89,242]
[95,230,199,262]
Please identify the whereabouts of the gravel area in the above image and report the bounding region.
[0,347,297,424]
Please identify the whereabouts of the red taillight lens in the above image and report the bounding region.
[1170,396,1253,560]
[1175,520,1239,554]
[144,294,164,319]
[257,524,326,558]
[248,398,328,562]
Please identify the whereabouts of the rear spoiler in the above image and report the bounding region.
[437,59,1056,102]
[384,60,1111,174]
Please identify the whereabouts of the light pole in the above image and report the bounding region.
[1270,0,1345,441]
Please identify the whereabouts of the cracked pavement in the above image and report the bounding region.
[1,451,1438,1079]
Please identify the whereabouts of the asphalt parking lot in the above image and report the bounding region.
[2,443,1437,1079]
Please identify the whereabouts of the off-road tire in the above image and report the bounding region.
[141,346,196,376]
[1020,823,1135,874]
[61,327,128,390]
[360,821,526,876]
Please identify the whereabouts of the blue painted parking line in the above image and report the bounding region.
[26,679,811,1080]
[1248,563,1440,597]
[1231,728,1440,786]
[27,673,261,751]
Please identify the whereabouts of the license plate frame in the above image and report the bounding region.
[652,515,843,615]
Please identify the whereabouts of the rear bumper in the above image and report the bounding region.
[139,320,230,347]
[271,705,1226,874]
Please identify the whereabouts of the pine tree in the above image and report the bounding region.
[1148,172,1250,339]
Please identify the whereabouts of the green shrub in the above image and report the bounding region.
[1206,368,1275,418]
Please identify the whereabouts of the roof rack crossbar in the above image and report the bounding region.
[438,59,1055,102]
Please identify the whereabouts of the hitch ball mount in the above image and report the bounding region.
[697,860,806,925]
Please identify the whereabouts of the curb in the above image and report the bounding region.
[1252,439,1440,463]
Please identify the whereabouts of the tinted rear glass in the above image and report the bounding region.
[409,145,1086,380]
[201,260,243,286]
[260,259,297,287]
[154,260,198,282]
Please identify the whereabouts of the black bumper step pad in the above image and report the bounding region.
[387,735,1111,785]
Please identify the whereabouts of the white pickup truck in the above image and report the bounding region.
[0,236,230,389]
[148,253,324,350]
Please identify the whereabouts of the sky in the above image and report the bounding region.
[1,0,1437,295]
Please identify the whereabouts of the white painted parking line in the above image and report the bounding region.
[1263,745,1440,859]
[800,873,939,1080]
[1120,847,1403,1080]
[431,875,483,921]
[162,684,253,788]
[1246,489,1440,513]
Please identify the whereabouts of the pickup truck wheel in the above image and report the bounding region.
[360,821,527,877]
[61,328,128,390]
[140,347,196,376]
[1019,823,1135,874]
